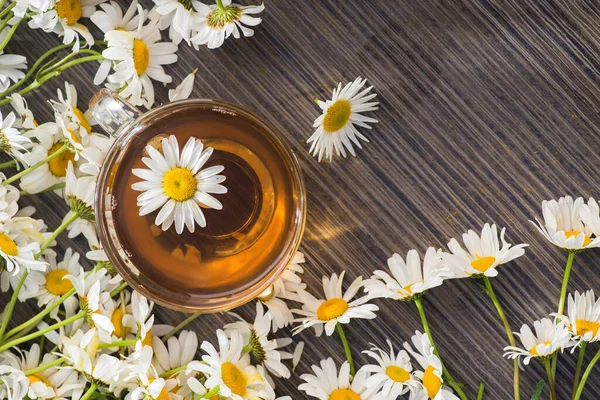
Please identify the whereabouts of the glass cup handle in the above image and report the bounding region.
[88,89,142,136]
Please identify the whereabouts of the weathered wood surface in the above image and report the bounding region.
[4,0,600,398]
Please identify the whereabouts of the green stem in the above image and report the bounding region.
[0,271,28,340]
[558,252,576,315]
[97,339,137,349]
[159,365,187,378]
[0,0,8,11]
[336,323,355,377]
[21,183,66,196]
[414,297,468,400]
[216,0,224,10]
[25,357,65,375]
[109,281,128,297]
[241,343,253,355]
[80,383,98,400]
[2,144,68,185]
[202,386,220,399]
[544,358,557,400]
[571,342,587,400]
[0,18,20,53]
[483,277,519,400]
[0,311,85,353]
[574,349,600,400]
[37,211,80,256]
[0,2,14,20]
[162,313,201,342]
[477,383,485,400]
[0,159,16,169]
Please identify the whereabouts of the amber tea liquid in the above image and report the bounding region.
[111,106,298,298]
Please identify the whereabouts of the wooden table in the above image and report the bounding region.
[4,0,600,398]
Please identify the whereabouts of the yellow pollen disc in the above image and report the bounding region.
[385,365,410,383]
[73,108,91,133]
[111,308,129,338]
[133,39,150,76]
[423,365,442,398]
[0,233,18,256]
[316,298,349,321]
[470,256,496,273]
[575,319,600,337]
[564,230,592,247]
[163,167,197,202]
[28,373,52,388]
[329,388,361,400]
[323,100,352,133]
[55,0,82,25]
[142,330,153,348]
[48,142,75,177]
[45,269,72,295]
[221,362,247,396]
[530,341,551,356]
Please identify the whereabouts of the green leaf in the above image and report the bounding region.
[530,381,545,400]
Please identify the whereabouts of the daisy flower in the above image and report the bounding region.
[580,197,600,240]
[0,110,31,165]
[188,330,272,400]
[168,68,197,101]
[404,331,460,400]
[225,302,293,379]
[552,290,600,347]
[91,0,144,33]
[299,358,377,400]
[0,183,20,227]
[63,342,123,390]
[362,339,420,398]
[28,0,104,51]
[131,135,227,234]
[444,223,528,278]
[64,162,95,222]
[103,14,178,108]
[532,196,600,251]
[307,77,378,162]
[503,318,574,365]
[0,362,28,400]
[257,251,307,332]
[50,82,97,145]
[192,0,264,49]
[0,46,27,92]
[364,247,451,301]
[152,0,202,45]
[10,94,37,131]
[0,226,47,291]
[292,271,378,337]
[152,329,198,376]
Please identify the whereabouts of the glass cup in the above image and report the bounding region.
[89,89,306,313]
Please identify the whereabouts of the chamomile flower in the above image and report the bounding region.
[63,340,123,390]
[0,110,31,165]
[503,318,574,365]
[0,49,27,93]
[292,271,378,337]
[168,68,197,101]
[152,0,202,45]
[0,183,20,226]
[404,331,459,400]
[364,247,451,301]
[50,82,97,144]
[444,223,528,278]
[13,0,53,18]
[188,330,272,400]
[552,290,600,347]
[580,197,600,239]
[10,94,37,131]
[532,196,600,251]
[91,0,144,33]
[131,135,227,234]
[103,14,178,108]
[152,330,198,377]
[192,0,264,49]
[0,227,47,285]
[299,358,376,400]
[307,77,378,162]
[362,340,419,398]
[0,362,29,400]
[225,302,293,379]
[64,162,95,222]
[28,0,104,51]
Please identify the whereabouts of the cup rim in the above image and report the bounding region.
[95,98,306,313]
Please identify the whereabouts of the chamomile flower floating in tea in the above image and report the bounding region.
[552,290,600,347]
[444,223,528,278]
[308,77,379,162]
[132,135,227,234]
[503,318,573,365]
[363,247,451,301]
[299,358,377,400]
[532,196,600,251]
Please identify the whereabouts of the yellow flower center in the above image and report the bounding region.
[470,256,497,273]
[221,362,247,396]
[28,373,52,388]
[564,230,592,247]
[329,389,361,400]
[398,282,416,295]
[0,233,18,256]
[323,100,352,133]
[575,319,600,337]
[385,365,410,383]
[316,298,349,321]
[133,39,150,76]
[55,0,82,25]
[73,108,91,133]
[163,167,197,202]
[142,330,153,348]
[48,142,75,177]
[530,341,551,356]
[423,365,442,398]
[45,269,72,295]
[111,308,129,338]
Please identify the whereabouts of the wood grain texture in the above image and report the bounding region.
[2,0,600,398]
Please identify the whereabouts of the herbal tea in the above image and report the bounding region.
[110,106,298,298]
